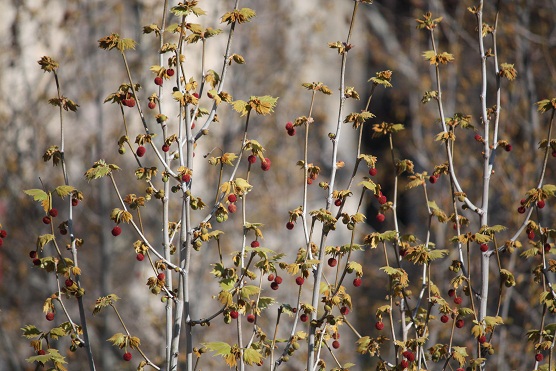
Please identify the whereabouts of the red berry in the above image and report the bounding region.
[247,314,255,323]
[536,353,544,362]
[60,228,68,235]
[332,340,340,349]
[49,208,58,217]
[448,289,455,297]
[136,253,144,261]
[46,312,55,321]
[127,98,136,108]
[270,281,279,290]
[136,146,146,157]
[182,173,191,183]
[378,195,387,205]
[166,68,175,77]
[287,128,296,136]
[261,158,271,171]
[228,204,237,213]
[29,250,37,259]
[122,98,128,107]
[334,199,342,207]
[429,175,437,184]
[248,155,257,164]
[33,258,41,266]
[480,243,489,252]
[72,198,79,207]
[478,335,487,344]
[274,276,283,284]
[517,206,526,214]
[162,144,170,152]
[340,306,349,315]
[295,276,304,285]
[148,101,156,110]
[192,92,200,99]
[307,177,313,185]
[353,277,362,287]
[123,352,132,361]
[400,360,408,369]
[250,240,260,248]
[157,272,165,281]
[230,310,239,319]
[267,274,275,281]
[285,122,294,131]
[286,222,295,230]
[38,349,46,355]
[369,168,377,176]
[455,319,464,328]
[227,194,237,203]
[328,258,337,267]
[403,350,415,362]
[440,315,449,323]
[0,238,3,247]
[505,144,512,152]
[111,226,122,237]
[375,321,384,330]
[454,297,463,305]
[300,313,308,322]
[545,244,551,253]
[0,230,6,238]
[537,200,546,209]
[474,134,482,142]
[65,278,74,287]
[528,230,535,240]
[332,332,340,339]
[43,216,51,224]
[376,213,385,223]
[520,198,526,205]
[154,76,163,86]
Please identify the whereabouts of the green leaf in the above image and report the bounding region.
[203,341,232,356]
[231,100,249,116]
[24,189,49,202]
[107,333,127,348]
[54,185,76,198]
[239,285,260,299]
[243,347,263,365]
[37,234,55,249]
[21,325,42,339]
[26,348,67,365]
[452,346,468,365]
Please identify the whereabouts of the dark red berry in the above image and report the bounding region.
[517,206,526,214]
[403,350,415,362]
[148,101,156,110]
[537,200,546,209]
[340,306,349,315]
[378,195,387,205]
[478,335,487,344]
[505,144,512,152]
[285,122,294,131]
[248,155,257,164]
[353,277,362,287]
[536,353,544,362]
[300,313,308,322]
[286,222,294,230]
[230,310,239,319]
[182,173,191,183]
[261,158,271,171]
[528,230,535,240]
[157,272,165,281]
[250,241,260,248]
[274,276,283,284]
[334,199,342,207]
[441,315,449,323]
[267,274,275,281]
[480,243,489,252]
[429,175,437,184]
[520,199,526,205]
[166,68,175,77]
[65,278,74,287]
[111,226,122,237]
[376,213,385,223]
[123,352,132,361]
[60,228,68,235]
[49,208,58,217]
[448,289,455,297]
[369,168,377,176]
[270,281,279,290]
[454,297,463,305]
[162,144,170,152]
[375,321,384,330]
[136,146,146,157]
[456,319,464,328]
[46,312,55,321]
[38,349,46,355]
[545,244,551,253]
[43,216,51,224]
[33,258,41,266]
[287,128,296,136]
[136,253,145,261]
[72,198,79,207]
[228,204,237,213]
[400,360,408,369]
[29,250,37,259]
[192,92,199,99]
[328,258,337,267]
[0,238,2,247]
[295,277,304,285]
[0,230,6,238]
[332,340,340,349]
[154,76,163,86]
[127,98,136,108]
[227,194,237,203]
[247,314,255,323]
[307,177,313,185]
[474,134,482,142]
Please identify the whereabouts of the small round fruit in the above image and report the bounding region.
[454,297,463,305]
[528,230,535,240]
[375,321,384,330]
[403,350,415,362]
[157,272,165,281]
[43,216,51,224]
[274,276,283,284]
[505,144,512,152]
[248,155,257,164]
[123,352,132,361]
[33,258,41,266]
[148,101,156,110]
[162,144,170,152]
[182,173,191,183]
[295,277,304,285]
[60,228,68,235]
[429,175,438,184]
[270,281,279,290]
[0,230,6,238]
[192,92,199,99]
[328,258,337,267]
[478,335,487,344]
[72,198,79,207]
[0,238,3,247]
[228,204,237,213]
[261,158,271,171]
[474,133,482,142]
[136,146,146,157]
[334,199,342,207]
[448,289,455,297]
[247,314,255,323]
[49,208,58,217]
[166,68,175,77]
[65,278,74,287]
[517,206,526,214]
[369,168,377,176]
[300,313,308,322]
[340,306,349,315]
[154,76,163,86]
[287,128,296,136]
[400,360,408,369]
[378,195,387,205]
[111,226,122,237]
[440,314,449,323]
[127,98,136,108]
[230,310,239,319]
[332,340,340,349]
[227,194,237,203]
[376,213,385,223]
[38,349,46,355]
[286,222,295,230]
[353,277,362,287]
[285,122,294,131]
[455,319,464,328]
[29,250,37,259]
[250,240,260,248]
[480,243,488,252]
[536,353,544,362]
[267,274,275,282]
[136,253,145,261]
[46,312,55,321]
[537,200,546,209]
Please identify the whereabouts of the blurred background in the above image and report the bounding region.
[0,0,555,370]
